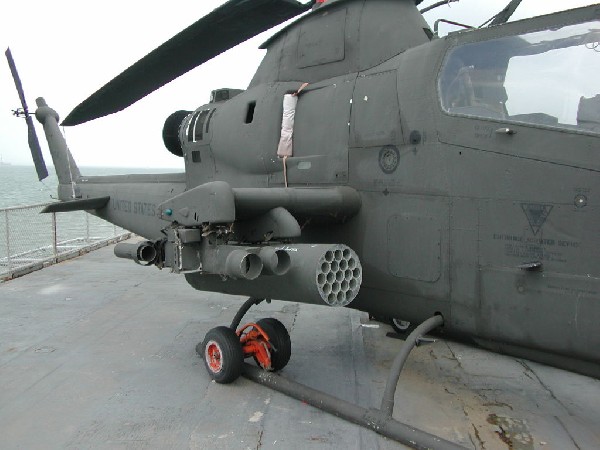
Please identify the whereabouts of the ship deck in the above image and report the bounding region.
[1,241,598,449]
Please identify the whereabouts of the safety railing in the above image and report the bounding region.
[0,202,130,281]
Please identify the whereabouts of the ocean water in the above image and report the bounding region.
[0,165,181,272]
[0,165,179,208]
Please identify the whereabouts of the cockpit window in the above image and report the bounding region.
[439,21,600,134]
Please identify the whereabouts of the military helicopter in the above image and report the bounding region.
[7,0,600,447]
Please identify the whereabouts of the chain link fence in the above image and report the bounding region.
[0,203,130,281]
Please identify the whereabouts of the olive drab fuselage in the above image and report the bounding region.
[31,1,600,377]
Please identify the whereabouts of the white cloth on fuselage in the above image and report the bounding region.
[277,94,298,158]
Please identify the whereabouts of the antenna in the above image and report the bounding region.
[487,0,523,27]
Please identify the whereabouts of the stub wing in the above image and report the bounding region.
[41,197,110,213]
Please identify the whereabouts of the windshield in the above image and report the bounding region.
[439,21,600,134]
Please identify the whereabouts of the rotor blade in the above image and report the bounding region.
[419,0,459,15]
[489,0,523,26]
[5,47,29,112]
[26,115,49,181]
[5,48,49,181]
[62,0,312,126]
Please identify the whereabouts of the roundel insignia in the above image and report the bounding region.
[379,146,400,174]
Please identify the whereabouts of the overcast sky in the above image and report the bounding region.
[0,0,597,169]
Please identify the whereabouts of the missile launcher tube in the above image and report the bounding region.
[186,243,362,307]
[114,241,157,265]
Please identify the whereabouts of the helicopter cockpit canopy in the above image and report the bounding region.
[439,21,600,134]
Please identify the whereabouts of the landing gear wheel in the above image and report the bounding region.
[256,318,291,371]
[390,318,412,334]
[201,326,243,384]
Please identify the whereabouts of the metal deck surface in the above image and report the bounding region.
[1,241,598,449]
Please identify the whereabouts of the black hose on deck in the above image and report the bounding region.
[242,363,465,450]
[380,315,444,416]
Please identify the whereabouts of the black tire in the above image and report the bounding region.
[256,318,291,371]
[201,326,243,384]
[390,318,412,334]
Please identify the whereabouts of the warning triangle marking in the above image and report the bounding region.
[520,203,553,236]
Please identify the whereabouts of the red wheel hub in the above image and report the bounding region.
[205,340,223,373]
